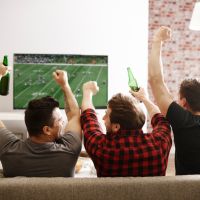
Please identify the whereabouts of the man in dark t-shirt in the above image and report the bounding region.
[148,26,200,175]
[0,70,82,177]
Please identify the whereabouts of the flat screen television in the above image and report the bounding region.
[13,53,108,109]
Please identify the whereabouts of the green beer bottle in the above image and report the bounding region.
[0,55,10,95]
[127,67,139,92]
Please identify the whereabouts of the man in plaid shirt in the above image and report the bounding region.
[81,82,172,177]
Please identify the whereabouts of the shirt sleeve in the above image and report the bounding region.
[0,128,19,156]
[80,109,105,156]
[60,131,82,155]
[166,101,200,130]
[151,113,172,145]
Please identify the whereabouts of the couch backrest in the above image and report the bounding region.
[1,175,200,200]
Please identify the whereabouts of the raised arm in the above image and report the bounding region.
[0,63,8,80]
[130,88,160,119]
[53,70,81,139]
[81,81,99,112]
[148,26,173,116]
[0,63,8,128]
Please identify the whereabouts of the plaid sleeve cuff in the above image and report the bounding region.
[81,108,98,127]
[151,113,168,127]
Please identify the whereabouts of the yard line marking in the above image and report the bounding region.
[15,68,55,100]
[96,66,104,81]
[14,63,108,108]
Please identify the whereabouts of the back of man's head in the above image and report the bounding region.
[179,79,200,112]
[108,93,145,130]
[25,96,59,137]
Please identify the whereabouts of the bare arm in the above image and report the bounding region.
[53,70,81,139]
[148,26,173,116]
[0,63,8,80]
[0,63,8,128]
[81,81,99,112]
[0,120,6,128]
[130,88,160,119]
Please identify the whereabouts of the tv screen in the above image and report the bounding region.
[13,54,108,109]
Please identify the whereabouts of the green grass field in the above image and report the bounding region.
[14,63,108,109]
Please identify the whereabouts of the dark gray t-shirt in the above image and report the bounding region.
[0,128,82,177]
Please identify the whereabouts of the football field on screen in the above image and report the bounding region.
[14,63,108,109]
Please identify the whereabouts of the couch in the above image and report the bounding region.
[1,171,200,200]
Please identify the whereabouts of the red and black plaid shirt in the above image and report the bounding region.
[81,109,172,177]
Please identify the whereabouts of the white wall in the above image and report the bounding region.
[0,0,148,113]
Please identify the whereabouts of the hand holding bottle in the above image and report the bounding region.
[130,87,160,117]
[0,63,8,80]
[130,87,148,103]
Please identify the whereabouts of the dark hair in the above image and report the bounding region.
[108,93,145,130]
[25,96,59,136]
[179,79,200,112]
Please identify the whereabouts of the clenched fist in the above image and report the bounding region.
[153,26,171,42]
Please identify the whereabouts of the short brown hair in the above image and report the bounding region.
[179,79,200,112]
[108,93,145,130]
